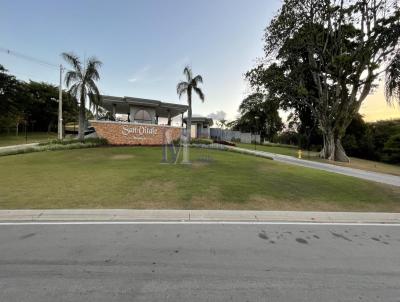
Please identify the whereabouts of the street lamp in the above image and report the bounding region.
[58,65,64,140]
[254,116,260,150]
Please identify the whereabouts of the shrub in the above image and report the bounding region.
[213,140,236,146]
[383,134,400,163]
[262,142,298,149]
[1,137,108,157]
[191,138,213,145]
[40,137,108,146]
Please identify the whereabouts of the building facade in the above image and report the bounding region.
[183,116,213,139]
[90,95,188,145]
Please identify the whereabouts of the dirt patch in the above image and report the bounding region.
[111,154,135,160]
[191,160,212,169]
[122,180,179,207]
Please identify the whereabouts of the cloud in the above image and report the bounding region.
[208,110,227,121]
[127,65,151,83]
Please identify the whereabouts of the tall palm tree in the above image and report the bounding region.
[177,66,205,142]
[62,52,102,141]
[385,51,400,105]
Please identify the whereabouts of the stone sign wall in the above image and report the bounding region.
[90,120,183,145]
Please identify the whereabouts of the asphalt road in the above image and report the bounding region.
[0,223,399,302]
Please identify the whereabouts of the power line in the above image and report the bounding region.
[0,46,65,140]
[0,46,58,69]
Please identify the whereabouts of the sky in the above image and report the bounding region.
[1,0,399,123]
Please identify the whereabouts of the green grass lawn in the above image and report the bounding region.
[0,132,57,147]
[237,143,400,176]
[0,146,399,211]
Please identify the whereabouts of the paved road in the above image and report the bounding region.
[231,146,400,187]
[0,223,399,302]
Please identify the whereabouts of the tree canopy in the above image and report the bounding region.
[177,66,205,141]
[62,52,102,141]
[0,64,78,133]
[231,93,283,142]
[246,0,400,161]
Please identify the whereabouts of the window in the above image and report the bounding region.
[134,109,152,124]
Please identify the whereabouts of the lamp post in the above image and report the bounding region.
[254,115,260,150]
[58,65,64,140]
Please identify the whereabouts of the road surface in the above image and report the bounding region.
[0,222,399,301]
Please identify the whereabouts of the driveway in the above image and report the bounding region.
[231,146,400,187]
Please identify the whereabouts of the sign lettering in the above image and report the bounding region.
[122,125,158,137]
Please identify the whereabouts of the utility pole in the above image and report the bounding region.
[58,64,63,140]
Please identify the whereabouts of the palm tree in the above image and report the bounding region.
[62,52,102,141]
[177,66,205,142]
[385,51,400,105]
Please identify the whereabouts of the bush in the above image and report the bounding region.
[231,138,241,143]
[262,142,298,149]
[383,134,400,163]
[191,138,213,145]
[213,140,236,146]
[276,131,299,146]
[40,137,108,146]
[1,137,108,157]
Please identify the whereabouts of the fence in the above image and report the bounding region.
[210,128,260,144]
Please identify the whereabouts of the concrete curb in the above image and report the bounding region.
[0,210,399,224]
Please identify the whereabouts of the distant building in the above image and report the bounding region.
[183,116,213,139]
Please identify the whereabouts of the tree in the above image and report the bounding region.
[0,64,29,133]
[216,119,227,129]
[176,66,205,142]
[247,0,400,161]
[23,81,78,133]
[385,51,400,105]
[0,65,79,134]
[233,93,283,142]
[62,52,102,141]
[384,133,400,163]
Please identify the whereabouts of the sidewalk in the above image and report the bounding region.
[0,143,39,153]
[0,209,399,224]
[0,143,39,150]
[229,146,400,187]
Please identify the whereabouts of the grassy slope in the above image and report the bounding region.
[237,143,400,176]
[0,146,399,211]
[0,132,57,147]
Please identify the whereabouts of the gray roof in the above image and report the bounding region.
[183,116,214,126]
[100,95,188,118]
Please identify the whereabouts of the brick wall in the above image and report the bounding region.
[90,120,183,145]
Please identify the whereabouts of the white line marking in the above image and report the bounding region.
[0,221,399,226]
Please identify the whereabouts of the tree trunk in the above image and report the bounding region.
[47,121,53,133]
[16,123,19,136]
[78,95,85,142]
[186,90,192,142]
[320,131,350,162]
